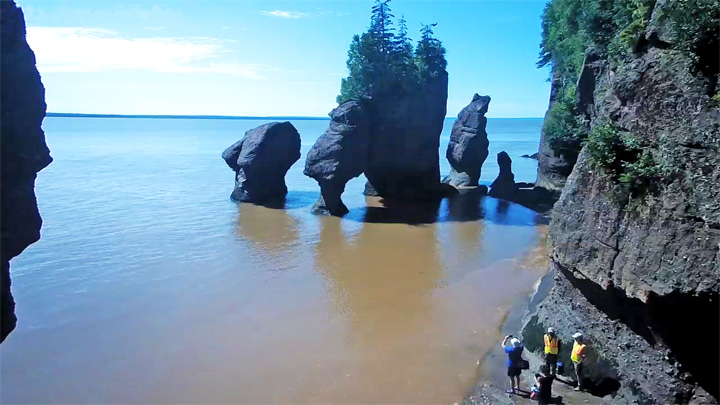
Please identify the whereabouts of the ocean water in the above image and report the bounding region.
[0,117,548,404]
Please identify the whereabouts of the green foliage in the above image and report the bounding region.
[586,124,670,196]
[711,91,720,108]
[663,0,720,56]
[337,0,446,104]
[543,96,586,153]
[619,150,664,195]
[586,124,625,169]
[415,23,447,82]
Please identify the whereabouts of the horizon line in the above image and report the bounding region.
[46,112,545,120]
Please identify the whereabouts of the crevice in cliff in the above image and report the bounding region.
[557,263,719,401]
[558,263,657,345]
[647,290,719,400]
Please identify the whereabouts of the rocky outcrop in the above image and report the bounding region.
[443,94,491,187]
[535,72,581,191]
[363,71,451,200]
[484,151,558,213]
[1,0,52,343]
[523,4,720,402]
[222,122,301,206]
[488,152,517,199]
[304,101,370,216]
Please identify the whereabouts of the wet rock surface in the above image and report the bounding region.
[524,6,720,402]
[1,0,52,343]
[304,101,370,216]
[222,122,301,206]
[443,94,491,187]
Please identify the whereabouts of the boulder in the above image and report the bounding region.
[222,122,300,205]
[520,153,538,159]
[443,94,491,187]
[488,151,518,199]
[304,101,370,216]
[363,70,450,200]
[1,0,52,343]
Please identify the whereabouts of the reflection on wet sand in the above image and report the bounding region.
[314,216,445,403]
[446,189,484,222]
[235,202,300,250]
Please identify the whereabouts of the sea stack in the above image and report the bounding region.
[304,101,370,216]
[1,0,53,343]
[362,66,450,201]
[222,122,301,206]
[488,151,518,199]
[443,94,491,188]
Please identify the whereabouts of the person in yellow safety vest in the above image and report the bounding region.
[543,327,559,375]
[571,332,587,391]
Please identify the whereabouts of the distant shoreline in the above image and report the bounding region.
[46,113,543,120]
[46,113,331,120]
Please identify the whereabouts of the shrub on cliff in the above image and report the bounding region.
[586,123,673,197]
[337,0,447,104]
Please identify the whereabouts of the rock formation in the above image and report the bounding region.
[304,101,370,216]
[222,122,300,206]
[535,72,581,191]
[484,152,557,213]
[1,0,52,343]
[488,152,517,199]
[363,70,451,200]
[522,2,720,402]
[443,94,491,187]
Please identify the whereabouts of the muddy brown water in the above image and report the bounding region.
[0,118,548,404]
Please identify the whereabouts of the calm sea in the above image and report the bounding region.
[0,117,548,404]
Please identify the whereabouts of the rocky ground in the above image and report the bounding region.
[465,271,613,405]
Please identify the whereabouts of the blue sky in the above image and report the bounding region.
[20,0,551,118]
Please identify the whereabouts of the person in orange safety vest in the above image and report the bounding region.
[543,327,560,375]
[571,332,587,391]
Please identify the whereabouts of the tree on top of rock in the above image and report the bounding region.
[415,23,447,82]
[370,0,395,56]
[337,0,447,103]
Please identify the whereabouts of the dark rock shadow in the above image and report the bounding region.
[360,198,442,225]
[343,189,548,227]
[233,190,319,210]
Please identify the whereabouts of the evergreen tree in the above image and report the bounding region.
[392,14,418,92]
[415,23,447,82]
[336,2,447,103]
[370,0,395,56]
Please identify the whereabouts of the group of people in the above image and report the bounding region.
[501,328,588,404]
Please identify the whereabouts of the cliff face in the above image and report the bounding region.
[1,0,52,342]
[535,73,580,191]
[524,1,719,403]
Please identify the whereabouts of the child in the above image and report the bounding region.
[534,364,555,404]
